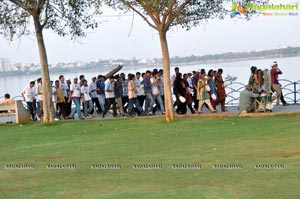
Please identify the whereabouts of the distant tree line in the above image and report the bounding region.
[169,46,300,64]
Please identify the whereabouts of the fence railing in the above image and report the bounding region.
[225,79,300,106]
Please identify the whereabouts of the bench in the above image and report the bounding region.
[0,100,31,123]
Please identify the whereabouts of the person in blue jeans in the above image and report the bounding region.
[150,70,165,115]
[143,70,154,115]
[68,77,83,119]
[127,74,144,116]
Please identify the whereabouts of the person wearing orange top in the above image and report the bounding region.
[0,94,15,113]
[0,93,15,105]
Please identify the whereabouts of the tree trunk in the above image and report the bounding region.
[33,16,54,123]
[159,31,174,122]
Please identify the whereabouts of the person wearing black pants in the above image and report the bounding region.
[192,70,200,110]
[102,77,117,118]
[22,80,36,121]
[89,77,102,114]
[280,90,289,106]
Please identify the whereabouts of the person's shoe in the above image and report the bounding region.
[162,112,165,115]
[54,118,59,121]
[283,103,289,106]
[102,113,105,118]
[211,110,217,113]
[36,116,41,121]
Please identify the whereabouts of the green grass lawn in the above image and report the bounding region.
[0,114,300,199]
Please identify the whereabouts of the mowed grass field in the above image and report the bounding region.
[0,113,300,199]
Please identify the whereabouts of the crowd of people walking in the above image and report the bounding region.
[8,61,290,121]
[18,66,229,121]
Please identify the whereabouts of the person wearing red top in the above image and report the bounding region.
[270,61,282,106]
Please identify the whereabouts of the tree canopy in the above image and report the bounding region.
[104,0,267,122]
[0,0,101,40]
[0,0,102,123]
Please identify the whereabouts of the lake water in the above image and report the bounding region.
[1,56,300,103]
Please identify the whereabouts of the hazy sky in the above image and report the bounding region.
[0,0,300,64]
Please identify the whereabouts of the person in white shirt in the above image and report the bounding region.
[81,79,93,118]
[127,74,144,116]
[136,72,145,108]
[187,72,194,93]
[151,71,165,114]
[154,69,164,113]
[89,77,102,115]
[36,77,43,120]
[102,76,117,118]
[68,77,83,119]
[22,80,36,121]
[50,80,58,120]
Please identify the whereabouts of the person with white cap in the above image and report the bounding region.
[270,61,288,106]
[270,61,282,106]
[21,80,36,121]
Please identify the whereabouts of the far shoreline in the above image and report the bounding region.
[1,54,299,78]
